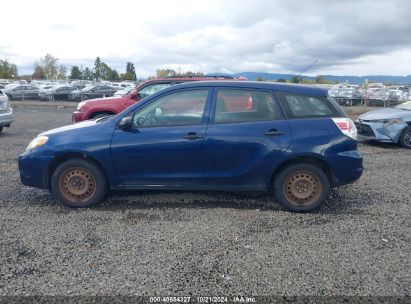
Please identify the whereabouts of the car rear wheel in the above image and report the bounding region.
[6,94,12,101]
[51,159,108,208]
[273,164,330,212]
[0,126,3,133]
[47,95,55,102]
[399,126,411,149]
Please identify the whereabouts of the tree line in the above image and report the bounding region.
[32,54,137,81]
[0,60,18,79]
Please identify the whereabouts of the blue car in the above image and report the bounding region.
[19,81,363,212]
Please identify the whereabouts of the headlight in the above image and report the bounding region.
[77,101,86,110]
[26,136,48,151]
[383,118,402,126]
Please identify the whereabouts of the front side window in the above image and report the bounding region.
[138,83,172,99]
[214,89,278,124]
[276,92,342,118]
[133,89,209,128]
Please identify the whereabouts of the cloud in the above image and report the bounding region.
[0,0,410,77]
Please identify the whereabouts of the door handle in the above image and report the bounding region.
[264,129,284,136]
[183,132,203,140]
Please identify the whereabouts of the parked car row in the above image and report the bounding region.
[1,80,136,101]
[329,85,410,107]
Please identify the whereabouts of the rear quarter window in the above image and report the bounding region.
[276,91,345,118]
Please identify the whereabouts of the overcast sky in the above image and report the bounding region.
[1,0,410,77]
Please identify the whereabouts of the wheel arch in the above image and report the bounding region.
[46,152,110,189]
[270,155,334,188]
[90,110,116,119]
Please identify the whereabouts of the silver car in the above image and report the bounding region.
[355,101,411,148]
[0,90,13,133]
[3,84,40,100]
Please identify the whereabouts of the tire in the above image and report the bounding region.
[51,159,108,208]
[6,94,12,101]
[0,126,3,133]
[273,163,330,212]
[47,95,55,102]
[399,126,411,149]
[82,95,89,101]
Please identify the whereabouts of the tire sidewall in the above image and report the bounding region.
[274,163,330,212]
[399,126,411,149]
[51,159,107,208]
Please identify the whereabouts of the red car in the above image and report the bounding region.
[72,76,236,122]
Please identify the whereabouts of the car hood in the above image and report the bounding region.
[84,96,125,105]
[40,120,98,136]
[359,107,411,120]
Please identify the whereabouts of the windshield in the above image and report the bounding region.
[395,100,411,110]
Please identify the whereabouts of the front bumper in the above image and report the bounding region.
[355,121,407,143]
[0,108,13,127]
[72,111,88,122]
[18,151,54,189]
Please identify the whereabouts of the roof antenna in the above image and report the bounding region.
[299,59,319,81]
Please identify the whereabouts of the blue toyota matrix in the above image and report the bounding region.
[19,81,363,212]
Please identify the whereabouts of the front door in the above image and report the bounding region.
[204,88,292,190]
[111,88,212,187]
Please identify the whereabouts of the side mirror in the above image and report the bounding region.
[118,117,132,131]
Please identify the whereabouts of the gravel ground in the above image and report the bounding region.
[0,104,410,298]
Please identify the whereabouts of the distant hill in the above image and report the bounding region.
[208,72,411,84]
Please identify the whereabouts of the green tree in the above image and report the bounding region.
[93,57,102,80]
[70,66,81,79]
[276,78,287,83]
[0,60,18,78]
[256,76,265,81]
[32,61,45,79]
[183,71,204,76]
[83,67,93,80]
[110,69,120,81]
[290,76,301,83]
[57,65,67,80]
[99,62,113,80]
[39,54,58,80]
[156,68,176,78]
[121,62,136,81]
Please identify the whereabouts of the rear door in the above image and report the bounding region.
[204,88,292,190]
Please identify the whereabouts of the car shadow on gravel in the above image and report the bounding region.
[93,187,377,215]
[359,140,402,150]
[100,190,278,211]
[21,186,377,216]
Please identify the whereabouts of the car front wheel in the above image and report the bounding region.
[273,163,330,212]
[399,126,411,149]
[51,159,108,208]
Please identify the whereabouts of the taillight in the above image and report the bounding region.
[332,118,357,139]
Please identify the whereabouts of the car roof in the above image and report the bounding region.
[161,81,328,96]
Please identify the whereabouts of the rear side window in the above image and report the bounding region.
[276,91,344,118]
[214,89,279,123]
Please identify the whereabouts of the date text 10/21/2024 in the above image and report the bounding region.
[149,296,256,303]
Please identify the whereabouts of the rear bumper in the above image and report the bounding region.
[0,108,13,127]
[18,151,53,189]
[72,111,88,122]
[329,150,363,186]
